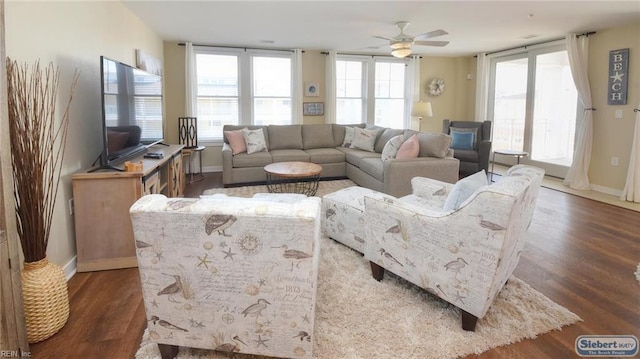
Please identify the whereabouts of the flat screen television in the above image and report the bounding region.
[98,56,164,169]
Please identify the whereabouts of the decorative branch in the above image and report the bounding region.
[6,58,79,263]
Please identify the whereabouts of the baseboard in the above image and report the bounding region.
[186,165,222,174]
[591,184,622,197]
[203,165,222,173]
[63,255,77,281]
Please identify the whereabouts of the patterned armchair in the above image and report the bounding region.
[130,194,321,359]
[363,165,544,331]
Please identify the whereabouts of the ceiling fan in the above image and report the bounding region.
[374,21,449,58]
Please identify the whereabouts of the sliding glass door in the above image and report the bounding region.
[489,43,579,178]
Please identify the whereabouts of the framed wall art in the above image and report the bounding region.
[303,102,324,116]
[608,48,628,105]
[305,82,320,97]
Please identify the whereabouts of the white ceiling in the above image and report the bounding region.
[122,1,640,57]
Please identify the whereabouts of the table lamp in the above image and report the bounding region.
[411,102,433,131]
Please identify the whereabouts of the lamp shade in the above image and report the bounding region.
[411,102,433,118]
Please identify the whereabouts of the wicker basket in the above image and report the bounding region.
[21,257,69,343]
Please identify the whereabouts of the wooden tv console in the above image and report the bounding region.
[72,144,185,272]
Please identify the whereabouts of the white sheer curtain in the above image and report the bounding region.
[292,49,304,124]
[563,34,593,190]
[406,55,421,130]
[475,52,490,123]
[324,51,337,124]
[184,42,197,117]
[621,104,640,202]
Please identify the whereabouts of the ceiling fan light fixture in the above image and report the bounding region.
[390,40,412,49]
[391,46,412,58]
[377,21,448,58]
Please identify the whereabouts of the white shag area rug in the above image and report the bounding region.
[202,179,358,198]
[136,180,582,359]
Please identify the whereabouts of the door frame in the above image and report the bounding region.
[0,0,30,352]
[487,41,580,178]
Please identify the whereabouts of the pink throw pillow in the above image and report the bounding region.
[396,134,420,159]
[224,129,247,155]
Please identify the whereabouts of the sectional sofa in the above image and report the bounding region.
[222,123,460,197]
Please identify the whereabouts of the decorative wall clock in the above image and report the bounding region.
[428,78,445,96]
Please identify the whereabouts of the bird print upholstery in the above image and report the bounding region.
[322,186,397,253]
[130,194,322,358]
[363,165,544,331]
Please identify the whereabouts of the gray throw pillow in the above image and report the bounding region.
[417,132,453,158]
[302,124,335,149]
[268,125,303,150]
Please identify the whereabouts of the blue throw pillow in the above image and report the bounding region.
[451,131,474,150]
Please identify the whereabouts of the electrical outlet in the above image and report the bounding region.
[611,157,619,166]
[615,110,623,119]
[68,198,74,216]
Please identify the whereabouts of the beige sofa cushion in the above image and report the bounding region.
[340,147,382,167]
[268,125,303,150]
[359,157,384,181]
[270,149,310,163]
[303,124,335,149]
[375,128,405,153]
[305,148,346,164]
[417,132,453,159]
[232,151,273,168]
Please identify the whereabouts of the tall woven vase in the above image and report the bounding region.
[21,257,70,343]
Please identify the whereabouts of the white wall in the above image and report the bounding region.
[5,1,163,273]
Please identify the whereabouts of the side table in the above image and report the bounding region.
[491,149,529,182]
[184,145,206,184]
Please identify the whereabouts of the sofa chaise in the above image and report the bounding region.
[222,124,460,197]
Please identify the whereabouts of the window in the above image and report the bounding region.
[336,60,364,124]
[194,48,293,141]
[374,62,406,128]
[252,57,291,126]
[196,53,239,141]
[335,56,409,128]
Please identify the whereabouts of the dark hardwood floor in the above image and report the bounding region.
[29,173,640,358]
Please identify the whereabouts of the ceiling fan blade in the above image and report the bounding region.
[357,44,385,50]
[373,35,392,41]
[413,29,448,41]
[414,40,450,47]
